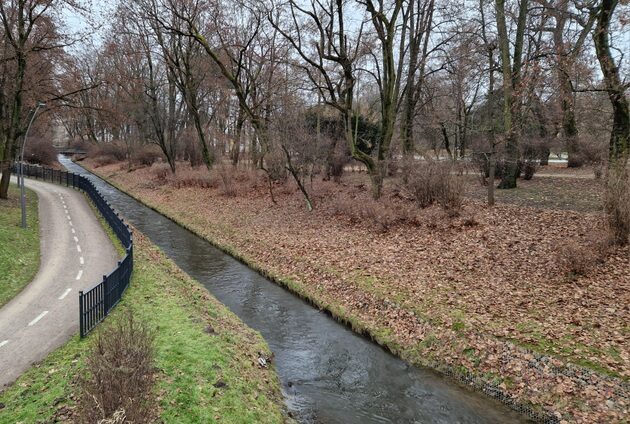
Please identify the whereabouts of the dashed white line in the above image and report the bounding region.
[0,340,8,348]
[63,204,67,209]
[73,236,79,243]
[79,256,84,265]
[58,288,72,300]
[66,215,71,220]
[71,228,76,234]
[76,244,82,253]
[68,221,73,227]
[76,269,83,280]
[28,311,49,326]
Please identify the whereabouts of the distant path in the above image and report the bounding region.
[0,178,118,390]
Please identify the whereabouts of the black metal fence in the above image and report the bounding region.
[17,163,133,337]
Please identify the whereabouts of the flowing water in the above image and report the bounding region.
[60,156,529,424]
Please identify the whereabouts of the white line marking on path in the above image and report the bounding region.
[68,221,73,227]
[76,269,83,280]
[63,204,67,209]
[71,228,75,234]
[66,215,71,220]
[79,257,84,265]
[73,236,79,243]
[28,311,49,326]
[58,288,72,300]
[0,340,8,348]
[76,244,81,253]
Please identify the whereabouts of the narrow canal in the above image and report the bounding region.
[60,156,529,424]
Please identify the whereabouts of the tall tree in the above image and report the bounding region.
[592,0,629,164]
[494,0,530,189]
[0,0,54,198]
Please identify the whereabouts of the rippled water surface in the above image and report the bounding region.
[61,156,528,423]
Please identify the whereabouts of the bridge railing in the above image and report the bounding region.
[17,163,133,337]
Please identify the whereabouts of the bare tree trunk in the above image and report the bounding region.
[495,0,528,189]
[231,106,245,166]
[593,0,630,164]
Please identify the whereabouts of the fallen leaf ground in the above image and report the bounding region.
[83,159,629,423]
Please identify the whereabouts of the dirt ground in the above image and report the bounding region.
[82,159,629,423]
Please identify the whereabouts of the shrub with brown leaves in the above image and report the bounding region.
[77,312,155,424]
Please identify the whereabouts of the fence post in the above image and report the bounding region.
[102,275,108,313]
[79,290,84,338]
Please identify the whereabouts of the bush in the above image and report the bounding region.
[151,163,171,181]
[557,232,610,278]
[24,138,57,166]
[605,166,630,245]
[402,161,463,212]
[216,163,237,196]
[172,173,215,189]
[78,311,155,424]
[521,160,537,180]
[131,145,162,167]
[332,197,397,233]
[89,143,127,167]
[328,153,347,182]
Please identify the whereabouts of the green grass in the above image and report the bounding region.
[0,183,39,308]
[0,233,287,423]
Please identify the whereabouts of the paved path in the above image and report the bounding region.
[0,178,118,390]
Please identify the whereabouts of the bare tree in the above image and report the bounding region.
[591,0,629,165]
[494,0,530,189]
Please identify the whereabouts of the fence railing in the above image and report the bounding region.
[17,163,133,337]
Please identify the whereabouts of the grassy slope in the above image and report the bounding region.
[0,183,39,308]
[0,232,287,423]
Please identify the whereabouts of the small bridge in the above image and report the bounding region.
[54,147,87,156]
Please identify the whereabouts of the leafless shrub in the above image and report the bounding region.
[77,311,155,424]
[172,170,215,189]
[24,137,57,165]
[605,166,630,245]
[216,163,237,196]
[557,230,610,278]
[402,161,464,213]
[332,197,395,232]
[130,145,162,167]
[575,139,607,169]
[263,149,288,183]
[521,160,537,180]
[89,143,127,167]
[329,153,347,182]
[233,168,263,193]
[151,163,170,181]
[332,195,419,233]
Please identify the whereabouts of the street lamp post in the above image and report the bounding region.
[20,102,46,229]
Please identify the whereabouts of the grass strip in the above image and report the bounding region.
[0,183,39,308]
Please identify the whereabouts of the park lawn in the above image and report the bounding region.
[0,232,287,423]
[0,183,39,308]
